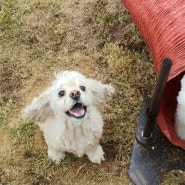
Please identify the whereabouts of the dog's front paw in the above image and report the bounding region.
[88,153,105,164]
[104,84,115,102]
[86,145,105,164]
[48,149,65,164]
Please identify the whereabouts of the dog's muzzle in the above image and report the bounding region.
[66,102,87,119]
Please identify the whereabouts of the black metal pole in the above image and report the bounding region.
[142,58,172,139]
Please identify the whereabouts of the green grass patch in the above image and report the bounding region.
[0,0,19,40]
[0,0,15,29]
[11,122,34,149]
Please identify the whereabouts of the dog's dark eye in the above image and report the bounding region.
[80,86,86,91]
[58,90,65,97]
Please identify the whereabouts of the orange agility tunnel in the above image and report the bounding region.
[121,0,185,149]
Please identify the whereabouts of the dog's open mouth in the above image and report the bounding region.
[66,103,87,119]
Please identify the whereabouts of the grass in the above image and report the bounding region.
[0,0,185,184]
[11,122,34,148]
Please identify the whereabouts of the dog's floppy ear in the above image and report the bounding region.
[21,87,53,123]
[88,79,115,105]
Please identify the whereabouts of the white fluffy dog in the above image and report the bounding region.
[21,71,114,164]
[175,74,185,140]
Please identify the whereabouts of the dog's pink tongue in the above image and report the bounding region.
[69,107,85,117]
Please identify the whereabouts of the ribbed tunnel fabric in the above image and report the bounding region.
[122,0,185,149]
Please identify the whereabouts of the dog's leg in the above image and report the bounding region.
[48,146,65,164]
[86,144,105,164]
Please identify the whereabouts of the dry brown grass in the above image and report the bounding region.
[1,0,185,184]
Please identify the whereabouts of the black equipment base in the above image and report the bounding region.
[128,99,185,185]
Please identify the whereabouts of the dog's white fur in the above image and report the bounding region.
[21,71,114,164]
[175,74,185,140]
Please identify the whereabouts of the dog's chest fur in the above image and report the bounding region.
[60,122,100,156]
[39,114,103,157]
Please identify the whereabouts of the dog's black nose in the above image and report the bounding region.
[70,90,81,99]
